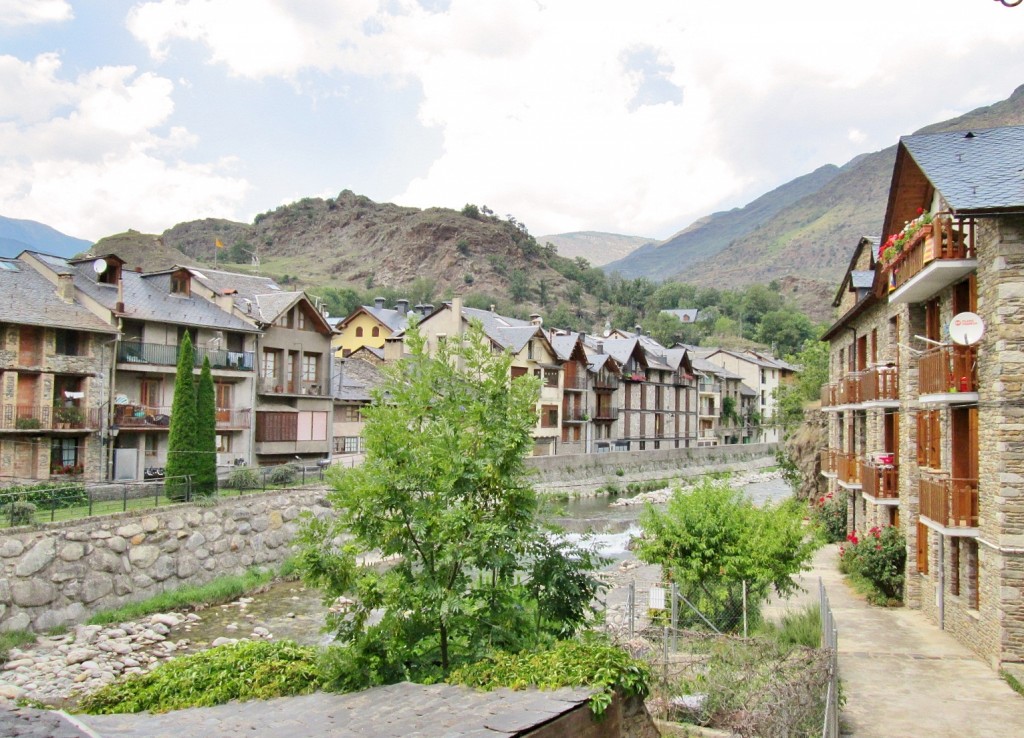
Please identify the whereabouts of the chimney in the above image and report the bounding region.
[374,296,385,309]
[57,273,74,303]
[414,303,425,315]
[634,324,642,336]
[530,313,543,326]
[595,340,604,354]
[489,304,496,313]
[116,277,125,314]
[395,299,410,314]
[383,335,404,363]
[422,303,433,316]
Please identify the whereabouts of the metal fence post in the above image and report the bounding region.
[743,579,748,638]
[670,582,678,651]
[628,580,635,639]
[122,483,128,512]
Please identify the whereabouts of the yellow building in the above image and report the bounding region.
[333,298,411,357]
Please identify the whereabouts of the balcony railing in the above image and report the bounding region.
[594,374,619,390]
[118,341,254,371]
[624,371,647,383]
[115,405,171,428]
[216,408,251,428]
[562,406,588,423]
[887,216,974,295]
[837,373,863,406]
[861,461,899,499]
[836,452,861,486]
[593,406,619,421]
[920,476,978,528]
[820,449,836,475]
[860,366,899,403]
[699,382,721,394]
[918,346,976,396]
[1,405,100,430]
[820,383,838,408]
[563,374,588,391]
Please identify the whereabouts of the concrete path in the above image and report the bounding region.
[777,544,1024,738]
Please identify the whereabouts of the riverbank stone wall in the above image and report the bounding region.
[0,488,330,633]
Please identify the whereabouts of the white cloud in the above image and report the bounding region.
[0,53,248,240]
[0,0,72,26]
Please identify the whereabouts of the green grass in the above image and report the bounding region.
[0,630,37,666]
[86,567,277,625]
[757,605,821,648]
[1001,669,1024,699]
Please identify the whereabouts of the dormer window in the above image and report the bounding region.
[170,270,191,296]
[98,259,121,285]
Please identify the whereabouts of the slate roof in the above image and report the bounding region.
[902,125,1024,213]
[549,331,580,362]
[24,252,257,333]
[691,355,742,380]
[851,270,875,289]
[187,267,324,327]
[0,258,117,334]
[462,306,541,354]
[739,382,758,396]
[584,336,647,369]
[332,356,384,402]
[364,305,409,332]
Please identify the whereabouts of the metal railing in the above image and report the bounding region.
[118,341,254,371]
[860,366,899,402]
[920,476,978,528]
[918,345,976,395]
[861,460,899,499]
[820,578,839,738]
[562,406,588,422]
[0,405,101,431]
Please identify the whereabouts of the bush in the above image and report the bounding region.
[0,482,88,512]
[811,489,847,543]
[226,467,260,490]
[758,605,821,648]
[839,526,906,604]
[79,640,322,714]
[7,501,36,526]
[268,464,297,486]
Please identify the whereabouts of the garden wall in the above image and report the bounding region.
[0,488,330,633]
[527,442,780,493]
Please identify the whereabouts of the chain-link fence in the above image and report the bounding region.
[820,578,840,738]
[0,462,330,529]
[601,575,835,738]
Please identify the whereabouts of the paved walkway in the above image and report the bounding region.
[775,544,1024,738]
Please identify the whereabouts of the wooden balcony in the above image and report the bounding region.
[593,406,619,421]
[859,366,899,405]
[0,405,100,431]
[861,461,899,500]
[887,216,976,304]
[820,449,837,476]
[836,452,861,487]
[593,374,619,391]
[562,406,588,423]
[920,476,978,529]
[837,373,863,406]
[820,383,838,409]
[918,346,977,402]
[115,404,171,429]
[563,374,588,391]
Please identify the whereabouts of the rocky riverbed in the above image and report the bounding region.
[609,469,782,506]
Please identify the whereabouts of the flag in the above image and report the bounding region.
[215,239,224,249]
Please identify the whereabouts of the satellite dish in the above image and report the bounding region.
[949,312,984,346]
[93,258,107,274]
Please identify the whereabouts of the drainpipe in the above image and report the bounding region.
[938,534,945,630]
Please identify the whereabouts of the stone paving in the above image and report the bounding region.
[773,544,1024,738]
[0,705,97,738]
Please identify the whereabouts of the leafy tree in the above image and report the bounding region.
[165,333,198,500]
[296,321,604,683]
[774,337,829,436]
[755,309,815,357]
[194,356,218,496]
[636,478,815,632]
[508,269,531,303]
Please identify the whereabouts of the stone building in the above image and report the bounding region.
[0,257,119,484]
[821,123,1024,668]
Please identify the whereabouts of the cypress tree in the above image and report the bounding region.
[195,356,218,496]
[165,332,198,500]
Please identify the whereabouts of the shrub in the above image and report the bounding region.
[811,489,847,543]
[839,526,906,603]
[7,501,36,526]
[0,482,88,512]
[79,640,322,714]
[268,464,297,486]
[226,467,260,490]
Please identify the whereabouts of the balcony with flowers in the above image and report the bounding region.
[917,345,977,405]
[861,455,899,504]
[880,211,976,305]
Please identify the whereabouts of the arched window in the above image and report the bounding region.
[355,326,363,337]
[371,326,380,337]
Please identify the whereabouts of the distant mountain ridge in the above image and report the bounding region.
[536,231,654,266]
[0,216,92,259]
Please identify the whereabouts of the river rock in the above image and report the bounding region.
[59,542,87,561]
[107,536,128,553]
[128,544,160,568]
[0,539,25,557]
[150,613,181,628]
[11,580,57,607]
[15,538,56,576]
[211,637,237,647]
[0,684,25,700]
[81,575,114,604]
[66,648,95,665]
[116,523,143,539]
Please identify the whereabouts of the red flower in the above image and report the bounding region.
[916,207,924,215]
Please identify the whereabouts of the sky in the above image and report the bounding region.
[2,1,1024,244]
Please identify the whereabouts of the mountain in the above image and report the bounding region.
[678,84,1024,288]
[0,215,92,259]
[536,231,655,266]
[603,164,842,279]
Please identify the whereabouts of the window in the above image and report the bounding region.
[256,411,297,442]
[965,539,979,609]
[916,522,929,575]
[541,405,558,428]
[297,309,306,330]
[216,434,231,453]
[261,349,278,379]
[543,368,558,387]
[950,539,960,596]
[170,271,190,296]
[916,410,941,468]
[334,436,360,454]
[355,326,364,337]
[54,330,80,356]
[144,434,158,462]
[302,354,319,382]
[371,326,380,337]
[511,366,528,381]
[50,437,80,474]
[341,406,362,422]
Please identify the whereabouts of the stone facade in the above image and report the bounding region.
[0,488,329,633]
